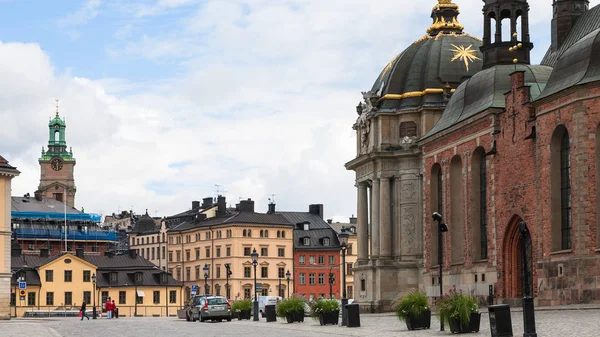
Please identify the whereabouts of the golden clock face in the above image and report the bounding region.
[51,158,63,171]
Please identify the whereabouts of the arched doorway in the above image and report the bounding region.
[502,216,533,298]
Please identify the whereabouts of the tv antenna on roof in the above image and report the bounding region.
[215,184,226,196]
[268,194,276,203]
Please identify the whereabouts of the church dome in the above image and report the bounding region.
[423,64,553,138]
[373,0,483,111]
[539,27,600,100]
[133,211,157,233]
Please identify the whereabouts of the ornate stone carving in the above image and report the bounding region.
[401,206,417,254]
[401,181,416,201]
[355,91,380,154]
[399,121,418,138]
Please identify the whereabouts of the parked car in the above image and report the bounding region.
[196,296,232,322]
[188,294,213,321]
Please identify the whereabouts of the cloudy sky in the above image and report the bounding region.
[2,0,598,221]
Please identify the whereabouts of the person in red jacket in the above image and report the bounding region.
[105,298,113,319]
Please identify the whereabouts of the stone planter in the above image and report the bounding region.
[405,309,431,330]
[449,312,481,333]
[318,310,339,325]
[285,310,305,323]
[237,309,251,320]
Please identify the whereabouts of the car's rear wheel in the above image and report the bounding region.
[217,319,222,322]
[200,315,205,322]
[226,317,232,322]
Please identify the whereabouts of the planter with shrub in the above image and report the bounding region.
[436,290,480,333]
[276,297,305,323]
[231,299,252,320]
[392,290,431,330]
[309,299,340,326]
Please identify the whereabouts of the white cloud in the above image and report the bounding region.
[58,0,102,28]
[4,0,600,223]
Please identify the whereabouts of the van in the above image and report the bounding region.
[252,296,281,317]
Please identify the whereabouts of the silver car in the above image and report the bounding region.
[198,296,232,322]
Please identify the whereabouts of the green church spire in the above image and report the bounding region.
[40,99,75,161]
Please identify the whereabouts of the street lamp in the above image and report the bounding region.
[519,221,537,337]
[203,263,209,296]
[251,248,259,321]
[285,270,291,299]
[92,273,97,319]
[432,212,448,331]
[225,263,232,299]
[328,267,335,299]
[338,226,349,326]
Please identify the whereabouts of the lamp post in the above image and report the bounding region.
[328,267,335,299]
[92,273,97,319]
[251,248,259,321]
[285,270,291,299]
[225,263,231,299]
[519,221,537,337]
[432,212,448,331]
[203,263,209,296]
[338,226,349,326]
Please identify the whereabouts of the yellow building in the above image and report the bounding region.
[131,198,295,301]
[0,156,20,319]
[10,248,182,317]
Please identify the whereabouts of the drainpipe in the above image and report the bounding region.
[211,227,215,294]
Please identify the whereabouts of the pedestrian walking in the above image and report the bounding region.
[112,300,117,318]
[80,302,90,320]
[105,298,112,319]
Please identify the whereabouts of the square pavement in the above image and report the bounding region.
[1,309,598,336]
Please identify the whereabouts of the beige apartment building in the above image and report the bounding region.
[130,198,295,301]
[329,217,364,300]
[0,156,20,319]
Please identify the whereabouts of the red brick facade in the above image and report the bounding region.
[422,70,600,305]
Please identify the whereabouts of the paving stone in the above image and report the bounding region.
[0,310,598,336]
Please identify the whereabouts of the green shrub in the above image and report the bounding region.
[435,289,479,327]
[309,299,340,318]
[231,299,252,312]
[391,289,429,322]
[276,296,305,318]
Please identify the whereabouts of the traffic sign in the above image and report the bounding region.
[256,283,262,292]
[19,290,25,296]
[18,281,26,290]
[191,285,197,295]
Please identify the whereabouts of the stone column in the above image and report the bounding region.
[357,183,369,262]
[379,177,392,258]
[371,179,380,259]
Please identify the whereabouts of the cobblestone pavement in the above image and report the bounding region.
[1,310,598,337]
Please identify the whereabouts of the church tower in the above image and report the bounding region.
[551,0,589,51]
[38,100,77,207]
[480,0,533,69]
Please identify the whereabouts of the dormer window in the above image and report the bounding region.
[110,272,118,284]
[303,222,310,231]
[350,226,356,234]
[323,238,330,246]
[160,273,168,284]
[303,238,310,246]
[135,272,143,283]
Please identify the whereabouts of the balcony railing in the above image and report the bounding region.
[14,228,118,242]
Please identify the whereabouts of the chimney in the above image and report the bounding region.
[11,240,22,257]
[267,202,276,214]
[309,204,324,218]
[192,200,200,209]
[40,248,49,258]
[239,198,255,212]
[217,195,226,216]
[202,197,213,208]
[129,249,138,259]
[551,0,589,52]
[76,248,84,258]
[34,190,42,201]
[327,219,332,224]
[349,214,357,224]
